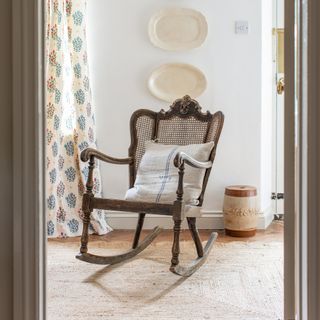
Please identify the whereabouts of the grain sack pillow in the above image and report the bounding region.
[125,140,214,205]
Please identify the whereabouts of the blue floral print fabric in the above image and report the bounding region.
[45,0,112,237]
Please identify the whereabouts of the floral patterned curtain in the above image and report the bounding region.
[46,0,111,237]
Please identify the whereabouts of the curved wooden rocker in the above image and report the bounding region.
[76,226,162,265]
[76,96,224,276]
[170,231,218,277]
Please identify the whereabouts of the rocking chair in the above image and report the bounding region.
[76,95,224,276]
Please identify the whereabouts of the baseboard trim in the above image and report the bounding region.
[257,206,275,229]
[107,208,274,230]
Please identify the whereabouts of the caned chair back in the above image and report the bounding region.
[128,95,224,205]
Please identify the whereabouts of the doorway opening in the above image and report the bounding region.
[45,1,285,319]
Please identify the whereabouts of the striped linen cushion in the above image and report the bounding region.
[125,140,214,205]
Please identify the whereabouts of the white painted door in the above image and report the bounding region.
[272,0,284,215]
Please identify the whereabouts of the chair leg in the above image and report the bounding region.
[187,217,204,257]
[80,156,95,254]
[80,208,91,254]
[132,213,146,249]
[170,215,183,269]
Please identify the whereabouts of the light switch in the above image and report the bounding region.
[235,21,249,34]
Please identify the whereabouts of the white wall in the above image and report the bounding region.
[87,0,274,227]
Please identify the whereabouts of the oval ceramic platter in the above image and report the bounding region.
[148,8,208,51]
[148,63,207,102]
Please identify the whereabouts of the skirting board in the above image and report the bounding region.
[106,207,274,230]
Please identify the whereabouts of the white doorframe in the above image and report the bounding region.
[272,0,285,217]
[9,0,316,319]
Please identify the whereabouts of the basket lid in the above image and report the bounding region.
[225,185,257,197]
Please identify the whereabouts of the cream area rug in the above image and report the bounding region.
[48,232,283,320]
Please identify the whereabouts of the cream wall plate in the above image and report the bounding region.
[148,8,208,51]
[148,63,207,102]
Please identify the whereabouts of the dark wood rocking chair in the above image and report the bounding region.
[76,95,224,276]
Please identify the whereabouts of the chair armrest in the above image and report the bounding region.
[173,152,213,169]
[173,152,212,203]
[80,148,133,165]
